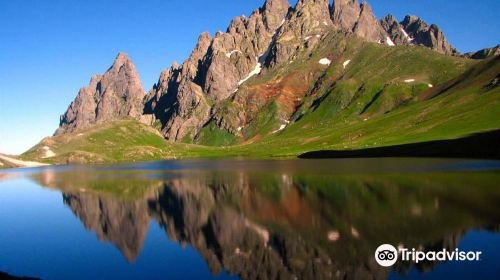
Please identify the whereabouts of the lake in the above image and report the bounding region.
[0,158,499,280]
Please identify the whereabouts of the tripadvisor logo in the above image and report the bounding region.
[375,244,482,267]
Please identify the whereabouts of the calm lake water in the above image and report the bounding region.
[0,158,499,280]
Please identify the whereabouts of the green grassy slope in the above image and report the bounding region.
[21,33,500,164]
[21,120,216,164]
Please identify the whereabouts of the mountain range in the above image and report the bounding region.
[22,0,500,163]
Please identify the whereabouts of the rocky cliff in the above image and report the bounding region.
[381,15,458,55]
[56,53,145,135]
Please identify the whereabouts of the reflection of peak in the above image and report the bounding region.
[63,193,150,262]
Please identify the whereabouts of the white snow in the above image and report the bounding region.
[404,79,416,83]
[273,124,287,133]
[343,60,351,69]
[428,84,434,88]
[386,37,395,47]
[272,119,290,134]
[319,58,331,66]
[400,28,414,42]
[316,34,321,38]
[225,50,241,58]
[238,58,262,85]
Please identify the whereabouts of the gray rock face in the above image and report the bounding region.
[201,0,289,101]
[144,0,289,141]
[267,0,333,67]
[331,0,388,44]
[400,15,458,55]
[380,15,411,45]
[352,2,388,43]
[381,14,458,55]
[56,53,144,135]
[331,0,360,31]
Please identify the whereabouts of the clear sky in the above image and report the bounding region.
[0,0,499,155]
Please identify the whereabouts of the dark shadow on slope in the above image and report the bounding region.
[0,272,40,280]
[298,129,500,159]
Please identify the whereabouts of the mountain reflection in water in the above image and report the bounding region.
[5,159,500,279]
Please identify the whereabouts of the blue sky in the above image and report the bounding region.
[0,0,499,154]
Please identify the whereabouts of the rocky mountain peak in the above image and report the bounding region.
[56,52,145,135]
[380,14,409,45]
[112,52,130,67]
[332,0,361,31]
[400,15,457,55]
[330,0,388,43]
[353,1,388,43]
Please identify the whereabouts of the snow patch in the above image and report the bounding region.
[316,34,321,38]
[42,146,56,159]
[272,119,290,134]
[404,79,415,83]
[225,50,241,58]
[343,60,351,69]
[386,37,395,47]
[319,58,331,66]
[400,28,414,42]
[273,124,286,133]
[238,57,262,85]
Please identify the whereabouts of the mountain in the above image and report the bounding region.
[56,53,145,135]
[21,0,499,164]
[465,44,500,59]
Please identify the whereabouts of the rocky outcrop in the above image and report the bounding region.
[400,15,457,55]
[56,53,145,135]
[381,14,458,55]
[331,0,360,31]
[331,0,389,44]
[267,0,333,67]
[353,2,388,43]
[380,15,412,45]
